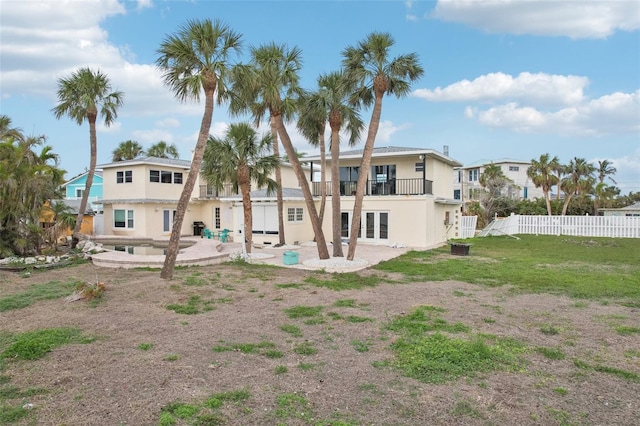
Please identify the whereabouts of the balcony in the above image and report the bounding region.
[199,184,237,199]
[312,178,433,197]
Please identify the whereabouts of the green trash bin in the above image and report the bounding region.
[283,251,299,265]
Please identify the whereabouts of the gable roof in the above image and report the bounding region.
[62,170,103,187]
[97,156,191,170]
[305,146,462,167]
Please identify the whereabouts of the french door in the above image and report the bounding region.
[341,211,388,241]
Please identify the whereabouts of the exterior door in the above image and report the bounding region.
[342,211,388,242]
[163,209,176,233]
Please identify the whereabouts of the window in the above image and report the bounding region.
[117,170,132,183]
[161,171,172,183]
[468,169,479,182]
[523,187,528,199]
[114,209,134,228]
[287,207,303,223]
[174,172,183,184]
[509,166,520,172]
[150,170,160,182]
[457,170,462,183]
[150,170,183,184]
[214,207,221,229]
[415,162,424,172]
[163,210,176,232]
[454,189,461,200]
[76,188,84,198]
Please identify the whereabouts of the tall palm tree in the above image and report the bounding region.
[233,42,330,259]
[147,140,180,159]
[560,157,596,215]
[594,159,617,215]
[156,19,242,279]
[0,115,25,142]
[52,67,124,248]
[201,123,278,253]
[527,153,558,215]
[300,71,363,257]
[342,32,424,260]
[112,140,145,161]
[550,156,564,201]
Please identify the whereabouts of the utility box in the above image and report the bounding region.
[450,243,470,256]
[283,251,299,265]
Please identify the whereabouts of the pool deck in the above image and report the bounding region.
[90,235,414,272]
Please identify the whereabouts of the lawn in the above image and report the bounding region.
[0,235,638,425]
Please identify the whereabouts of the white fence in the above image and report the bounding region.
[480,215,640,238]
[458,215,478,239]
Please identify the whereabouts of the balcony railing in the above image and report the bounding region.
[312,178,433,197]
[199,184,237,199]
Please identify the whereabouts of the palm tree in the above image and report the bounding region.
[594,159,617,215]
[342,32,424,260]
[560,157,596,215]
[156,19,242,279]
[201,122,278,253]
[52,67,124,248]
[147,140,180,159]
[527,153,558,215]
[479,163,516,223]
[300,71,363,257]
[233,42,329,259]
[43,200,76,249]
[112,140,145,161]
[0,115,25,142]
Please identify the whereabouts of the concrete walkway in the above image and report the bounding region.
[90,236,413,272]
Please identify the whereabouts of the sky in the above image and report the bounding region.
[1,0,639,193]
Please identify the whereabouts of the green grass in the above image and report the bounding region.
[574,359,640,382]
[304,272,386,290]
[283,305,323,319]
[137,343,153,351]
[159,388,250,425]
[279,324,303,337]
[374,235,640,301]
[536,346,566,360]
[334,298,358,308]
[274,365,288,374]
[0,280,80,312]
[166,295,214,315]
[344,315,374,323]
[615,326,640,335]
[385,305,470,335]
[351,339,370,353]
[1,328,94,361]
[293,342,317,356]
[553,387,569,396]
[212,341,278,358]
[0,404,29,423]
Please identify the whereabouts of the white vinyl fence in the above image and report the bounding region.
[458,215,478,239]
[480,214,640,238]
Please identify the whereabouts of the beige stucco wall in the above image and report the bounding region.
[102,164,199,202]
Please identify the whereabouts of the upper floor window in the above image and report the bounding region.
[415,162,424,172]
[509,166,520,172]
[117,170,132,183]
[150,169,183,184]
[468,168,479,182]
[76,188,85,198]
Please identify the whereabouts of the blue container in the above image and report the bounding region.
[283,251,299,265]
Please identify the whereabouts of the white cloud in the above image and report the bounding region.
[431,0,640,39]
[593,149,640,193]
[136,0,152,11]
[470,90,640,136]
[131,129,174,145]
[413,72,588,106]
[156,118,180,128]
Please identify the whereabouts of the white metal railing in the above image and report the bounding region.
[480,215,640,238]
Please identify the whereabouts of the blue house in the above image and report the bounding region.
[62,171,104,213]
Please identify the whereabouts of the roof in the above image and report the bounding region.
[62,170,103,187]
[457,158,532,169]
[97,156,191,170]
[54,199,95,215]
[305,146,462,167]
[600,202,640,211]
[220,187,305,202]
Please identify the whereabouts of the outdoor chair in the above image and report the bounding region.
[219,229,230,243]
[203,228,213,239]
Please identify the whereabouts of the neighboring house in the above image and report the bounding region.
[61,171,103,214]
[40,199,95,236]
[97,146,463,249]
[452,159,543,206]
[305,146,463,248]
[600,202,640,217]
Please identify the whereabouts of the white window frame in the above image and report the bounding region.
[114,209,134,229]
[287,207,304,223]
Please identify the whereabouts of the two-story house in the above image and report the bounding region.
[305,146,463,248]
[97,146,463,249]
[452,159,543,207]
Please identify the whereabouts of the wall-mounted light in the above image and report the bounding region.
[419,155,424,160]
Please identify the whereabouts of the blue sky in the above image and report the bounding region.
[1,0,639,192]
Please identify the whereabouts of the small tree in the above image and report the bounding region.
[478,163,517,223]
[201,123,278,253]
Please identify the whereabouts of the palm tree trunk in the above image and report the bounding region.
[318,130,327,226]
[347,93,383,261]
[161,88,215,279]
[239,168,253,254]
[72,116,97,248]
[330,129,343,257]
[269,116,286,246]
[274,115,329,259]
[544,191,552,216]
